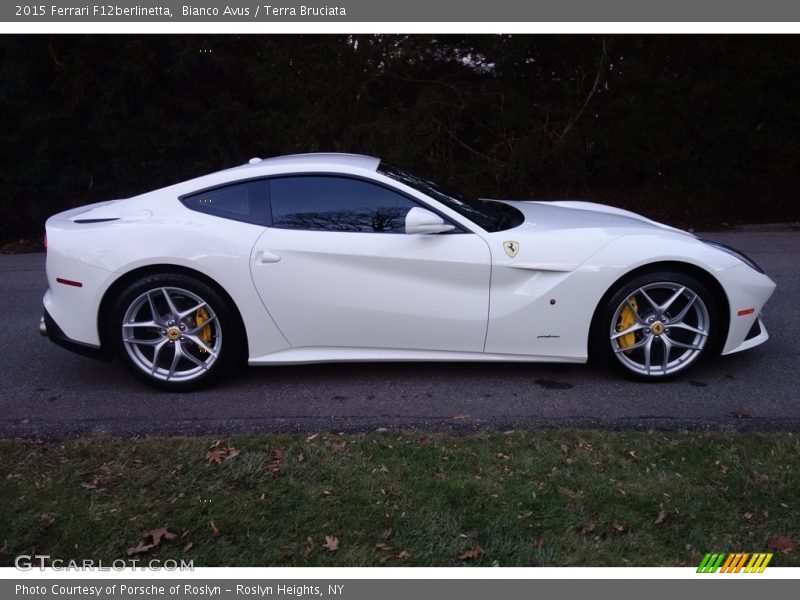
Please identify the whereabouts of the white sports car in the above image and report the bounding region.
[41,153,776,391]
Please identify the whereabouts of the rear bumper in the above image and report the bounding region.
[41,310,110,361]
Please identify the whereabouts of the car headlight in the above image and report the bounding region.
[702,239,765,274]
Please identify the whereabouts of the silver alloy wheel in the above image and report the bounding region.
[609,281,710,377]
[121,287,222,382]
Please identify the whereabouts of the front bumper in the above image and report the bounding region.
[40,310,110,361]
[717,263,776,355]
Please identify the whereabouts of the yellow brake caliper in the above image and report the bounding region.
[195,306,212,353]
[617,297,638,351]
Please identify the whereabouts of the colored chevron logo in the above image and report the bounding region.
[697,552,773,573]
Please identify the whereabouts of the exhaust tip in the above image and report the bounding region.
[39,315,48,337]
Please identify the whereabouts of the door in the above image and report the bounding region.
[250,175,491,352]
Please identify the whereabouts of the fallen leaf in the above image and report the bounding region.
[381,550,411,563]
[210,520,220,537]
[419,437,431,445]
[628,451,637,459]
[183,542,193,553]
[329,442,347,453]
[146,527,177,546]
[126,541,156,556]
[734,409,752,419]
[741,512,754,521]
[655,510,668,525]
[297,453,306,463]
[718,464,729,475]
[767,536,796,554]
[264,447,286,477]
[374,543,392,551]
[302,536,315,557]
[612,521,634,534]
[380,464,390,474]
[205,449,226,464]
[532,538,545,549]
[453,414,471,420]
[380,528,393,540]
[458,546,485,560]
[580,522,596,536]
[306,433,319,442]
[205,440,239,464]
[323,535,340,552]
[125,527,177,556]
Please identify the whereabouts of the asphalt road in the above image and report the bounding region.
[1,230,798,438]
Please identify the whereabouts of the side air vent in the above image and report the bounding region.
[744,318,762,341]
[72,218,120,224]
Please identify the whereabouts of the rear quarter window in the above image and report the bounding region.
[182,179,269,225]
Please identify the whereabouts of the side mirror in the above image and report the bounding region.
[405,207,456,235]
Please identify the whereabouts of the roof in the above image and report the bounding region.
[240,152,380,173]
[142,153,383,200]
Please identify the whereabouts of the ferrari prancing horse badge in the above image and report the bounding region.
[503,241,519,258]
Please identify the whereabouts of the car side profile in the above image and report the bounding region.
[41,153,776,391]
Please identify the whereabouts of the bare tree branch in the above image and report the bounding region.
[558,37,608,144]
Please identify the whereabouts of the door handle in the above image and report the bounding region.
[256,250,281,264]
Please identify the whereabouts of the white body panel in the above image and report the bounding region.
[42,153,776,375]
[250,228,491,352]
[45,205,289,358]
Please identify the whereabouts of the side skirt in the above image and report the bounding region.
[249,347,586,366]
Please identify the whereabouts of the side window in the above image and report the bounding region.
[269,176,418,233]
[182,179,268,225]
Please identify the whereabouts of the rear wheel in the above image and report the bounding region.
[111,274,242,391]
[593,271,720,380]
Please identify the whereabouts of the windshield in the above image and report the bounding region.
[377,163,524,232]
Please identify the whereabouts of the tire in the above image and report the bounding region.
[110,273,243,391]
[591,271,721,381]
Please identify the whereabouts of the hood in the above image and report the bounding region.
[508,200,690,235]
[483,200,696,272]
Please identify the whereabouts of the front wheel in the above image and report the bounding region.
[592,271,720,380]
[110,273,242,391]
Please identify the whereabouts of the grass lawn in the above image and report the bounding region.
[1,430,798,567]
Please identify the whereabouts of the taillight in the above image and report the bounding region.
[43,233,47,251]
